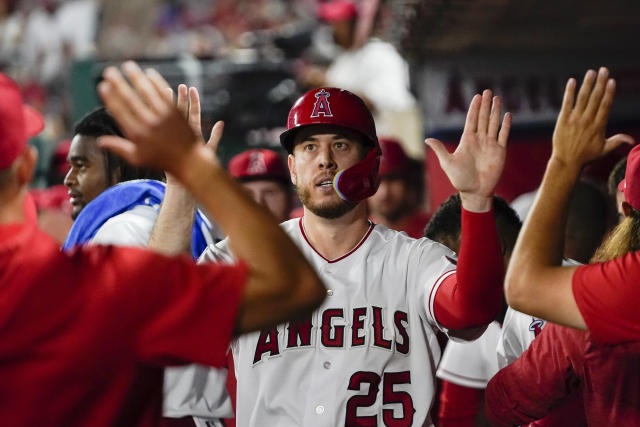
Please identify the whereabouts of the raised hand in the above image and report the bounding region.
[552,67,633,168]
[426,90,511,212]
[97,61,214,178]
[164,84,224,185]
[169,84,224,154]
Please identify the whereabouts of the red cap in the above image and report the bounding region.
[228,149,289,184]
[378,137,409,178]
[618,144,640,210]
[318,0,358,21]
[0,73,45,170]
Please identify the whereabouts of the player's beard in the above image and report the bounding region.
[296,184,357,219]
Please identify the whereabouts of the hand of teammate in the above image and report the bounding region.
[551,67,633,169]
[164,84,224,186]
[97,61,218,178]
[426,90,511,212]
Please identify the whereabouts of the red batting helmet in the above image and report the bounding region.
[280,88,380,202]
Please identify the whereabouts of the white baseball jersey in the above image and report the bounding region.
[496,259,581,369]
[496,308,545,369]
[436,321,501,389]
[90,204,158,246]
[198,217,459,427]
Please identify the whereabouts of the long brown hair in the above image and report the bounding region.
[591,208,640,262]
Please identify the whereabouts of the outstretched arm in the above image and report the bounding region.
[148,84,216,256]
[427,90,510,331]
[98,62,326,334]
[505,67,633,329]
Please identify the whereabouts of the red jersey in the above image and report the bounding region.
[572,251,640,344]
[0,223,246,427]
[485,323,640,426]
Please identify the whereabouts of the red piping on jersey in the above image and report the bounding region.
[298,217,375,263]
[428,270,456,326]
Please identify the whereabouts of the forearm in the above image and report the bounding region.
[506,158,580,303]
[148,182,196,256]
[176,145,325,330]
[434,207,503,330]
[522,157,580,266]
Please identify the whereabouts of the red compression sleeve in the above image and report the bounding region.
[438,380,483,427]
[434,207,503,330]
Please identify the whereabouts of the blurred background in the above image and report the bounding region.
[3,0,640,214]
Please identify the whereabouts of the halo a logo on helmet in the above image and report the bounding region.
[310,89,333,118]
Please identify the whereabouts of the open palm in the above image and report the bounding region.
[427,90,511,203]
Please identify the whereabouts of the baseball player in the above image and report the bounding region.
[0,64,326,426]
[423,194,520,426]
[152,85,512,426]
[64,107,164,220]
[228,148,293,223]
[505,67,640,344]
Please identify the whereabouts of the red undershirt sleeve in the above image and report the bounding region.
[438,380,483,427]
[433,207,504,331]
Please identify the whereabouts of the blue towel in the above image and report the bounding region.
[63,179,215,259]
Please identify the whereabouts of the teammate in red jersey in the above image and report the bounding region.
[505,67,637,343]
[0,64,325,427]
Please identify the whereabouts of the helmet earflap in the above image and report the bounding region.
[333,148,381,202]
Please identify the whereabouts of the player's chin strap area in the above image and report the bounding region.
[332,148,381,202]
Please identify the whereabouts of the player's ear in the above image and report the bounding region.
[288,154,297,186]
[15,146,38,186]
[622,201,633,218]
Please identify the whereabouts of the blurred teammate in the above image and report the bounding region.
[368,137,430,238]
[228,148,292,223]
[0,66,325,426]
[487,167,639,423]
[152,85,511,426]
[63,86,221,259]
[64,107,164,220]
[425,194,520,427]
[504,68,638,343]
